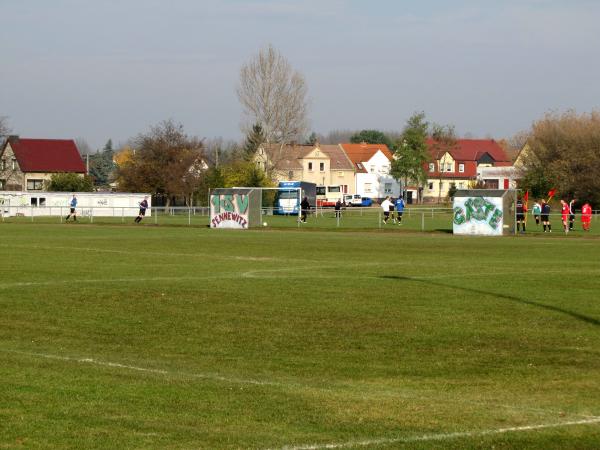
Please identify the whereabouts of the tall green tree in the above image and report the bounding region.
[350,129,394,149]
[305,131,318,146]
[243,123,266,160]
[48,173,94,192]
[391,112,429,202]
[89,139,116,186]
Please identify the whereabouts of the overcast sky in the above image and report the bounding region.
[2,0,599,149]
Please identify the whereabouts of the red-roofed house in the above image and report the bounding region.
[0,136,86,191]
[423,139,513,201]
[340,142,400,200]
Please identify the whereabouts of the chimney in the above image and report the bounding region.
[8,135,19,143]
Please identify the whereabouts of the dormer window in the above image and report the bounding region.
[459,163,465,173]
[429,163,435,172]
[446,163,452,172]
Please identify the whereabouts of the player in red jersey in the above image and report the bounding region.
[560,199,570,234]
[581,202,592,231]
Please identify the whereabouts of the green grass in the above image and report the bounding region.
[1,223,600,449]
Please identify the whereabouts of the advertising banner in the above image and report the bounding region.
[210,192,250,229]
[453,196,504,236]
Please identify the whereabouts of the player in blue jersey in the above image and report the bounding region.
[65,194,78,222]
[395,196,405,225]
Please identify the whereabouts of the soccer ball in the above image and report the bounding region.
[263,222,268,227]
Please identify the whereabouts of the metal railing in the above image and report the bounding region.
[0,205,597,233]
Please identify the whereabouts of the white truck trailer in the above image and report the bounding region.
[0,191,151,218]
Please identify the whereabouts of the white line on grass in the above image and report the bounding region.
[274,417,600,450]
[0,243,318,264]
[0,275,242,289]
[2,349,279,387]
[3,348,598,427]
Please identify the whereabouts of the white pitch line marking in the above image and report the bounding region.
[3,349,598,426]
[2,349,278,387]
[275,417,600,450]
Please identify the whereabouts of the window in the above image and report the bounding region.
[308,162,313,171]
[27,179,44,190]
[384,183,392,194]
[429,163,435,172]
[484,179,499,189]
[1,160,5,170]
[39,197,46,207]
[31,198,38,207]
[12,159,17,170]
[319,162,325,171]
[459,163,465,173]
[316,186,326,196]
[428,182,434,190]
[364,183,373,193]
[370,165,375,173]
[446,163,452,172]
[357,163,363,170]
[458,182,464,189]
[0,179,4,189]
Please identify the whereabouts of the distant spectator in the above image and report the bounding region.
[65,194,78,222]
[300,196,310,223]
[334,199,342,218]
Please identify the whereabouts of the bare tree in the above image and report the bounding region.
[237,44,309,149]
[0,116,11,138]
[430,123,458,204]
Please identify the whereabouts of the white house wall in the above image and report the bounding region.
[354,151,400,200]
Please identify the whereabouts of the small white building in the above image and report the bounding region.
[478,165,518,190]
[340,143,400,201]
[0,191,151,217]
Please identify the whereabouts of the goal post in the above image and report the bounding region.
[209,186,304,229]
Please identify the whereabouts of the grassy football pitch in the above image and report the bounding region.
[1,223,600,449]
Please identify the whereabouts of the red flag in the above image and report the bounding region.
[547,188,556,200]
[523,191,529,203]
